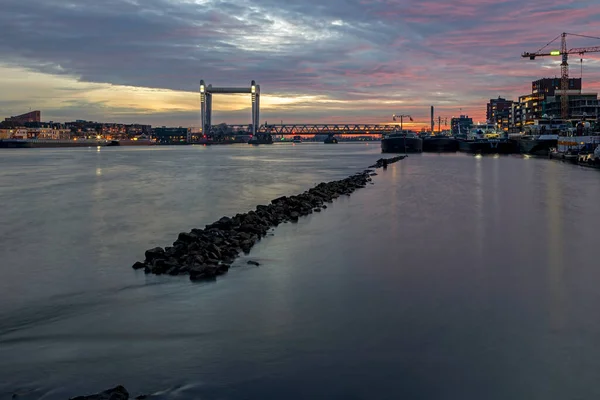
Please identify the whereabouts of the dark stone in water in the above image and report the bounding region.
[271,195,287,204]
[144,247,164,263]
[247,260,260,266]
[177,232,197,244]
[69,385,129,400]
[131,261,145,270]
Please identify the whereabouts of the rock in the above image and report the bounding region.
[214,216,233,229]
[271,195,287,204]
[247,260,260,266]
[132,261,145,270]
[151,259,167,275]
[207,243,222,257]
[218,263,231,273]
[239,224,261,234]
[144,247,164,263]
[289,211,299,222]
[177,232,197,244]
[70,385,129,400]
[187,242,201,253]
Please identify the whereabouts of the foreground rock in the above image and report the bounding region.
[369,155,406,169]
[70,385,134,400]
[132,156,405,281]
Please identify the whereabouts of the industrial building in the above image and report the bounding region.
[153,127,191,144]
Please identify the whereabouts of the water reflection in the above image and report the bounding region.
[546,161,566,330]
[474,155,484,260]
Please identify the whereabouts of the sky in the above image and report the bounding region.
[1,0,600,128]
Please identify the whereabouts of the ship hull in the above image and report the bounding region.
[0,139,109,148]
[248,134,273,145]
[108,139,156,146]
[381,137,423,153]
[458,140,516,154]
[517,138,557,156]
[423,137,459,152]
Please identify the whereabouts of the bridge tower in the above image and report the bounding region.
[200,80,260,135]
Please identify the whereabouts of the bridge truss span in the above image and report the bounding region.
[221,124,397,135]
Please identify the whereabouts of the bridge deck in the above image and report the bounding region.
[217,124,397,135]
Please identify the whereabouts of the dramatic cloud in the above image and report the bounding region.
[1,0,600,126]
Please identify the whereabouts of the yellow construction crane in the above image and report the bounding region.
[522,32,600,119]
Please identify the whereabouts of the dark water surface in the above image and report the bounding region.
[1,145,600,399]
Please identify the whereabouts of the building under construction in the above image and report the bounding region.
[510,78,599,129]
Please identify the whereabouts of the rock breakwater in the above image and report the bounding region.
[132,155,406,282]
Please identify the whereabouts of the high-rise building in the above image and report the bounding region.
[486,97,513,131]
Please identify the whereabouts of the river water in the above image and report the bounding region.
[1,144,600,399]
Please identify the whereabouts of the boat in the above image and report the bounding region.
[557,133,600,153]
[381,130,423,153]
[0,138,110,148]
[549,148,579,163]
[324,134,338,144]
[107,136,157,146]
[422,135,459,152]
[248,133,273,145]
[457,123,516,154]
[292,135,302,143]
[577,142,600,168]
[541,119,600,161]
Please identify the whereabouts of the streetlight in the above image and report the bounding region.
[393,113,413,156]
[392,114,413,131]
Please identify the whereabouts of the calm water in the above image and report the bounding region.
[1,144,600,399]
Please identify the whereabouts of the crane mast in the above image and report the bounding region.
[560,33,568,120]
[522,32,600,120]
